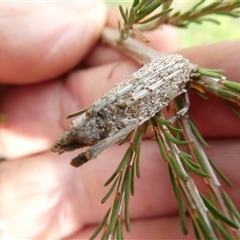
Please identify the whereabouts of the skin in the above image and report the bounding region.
[0,2,239,239]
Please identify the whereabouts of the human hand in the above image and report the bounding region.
[0,2,239,239]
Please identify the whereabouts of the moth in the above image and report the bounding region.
[52,54,197,167]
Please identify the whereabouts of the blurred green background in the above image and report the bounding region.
[104,1,240,49]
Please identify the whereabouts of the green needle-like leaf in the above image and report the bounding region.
[100,230,107,240]
[192,220,202,240]
[109,198,120,233]
[182,155,208,177]
[225,101,240,119]
[125,8,129,22]
[138,8,173,24]
[175,181,188,235]
[133,0,146,12]
[119,5,128,24]
[133,127,144,152]
[135,0,163,21]
[192,0,206,10]
[208,158,232,188]
[128,7,135,25]
[172,11,181,18]
[156,135,169,161]
[180,151,193,161]
[168,165,177,196]
[180,9,192,18]
[222,191,240,222]
[125,167,133,205]
[192,145,210,176]
[154,115,171,125]
[215,11,240,18]
[194,211,216,240]
[132,0,139,8]
[165,131,189,145]
[168,124,183,133]
[189,120,209,148]
[168,152,189,181]
[201,194,239,229]
[207,86,236,99]
[125,205,131,232]
[222,80,240,93]
[101,176,119,204]
[89,208,111,240]
[201,18,221,25]
[200,1,223,12]
[104,147,132,186]
[180,153,199,169]
[211,217,232,240]
[198,68,223,78]
[117,218,124,240]
[131,164,135,195]
[175,23,189,28]
[133,127,144,178]
[135,150,141,178]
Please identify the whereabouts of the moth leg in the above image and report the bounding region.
[70,124,137,167]
[168,90,190,123]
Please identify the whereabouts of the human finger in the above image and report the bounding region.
[0,2,106,84]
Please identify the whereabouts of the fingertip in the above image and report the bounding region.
[0,2,107,84]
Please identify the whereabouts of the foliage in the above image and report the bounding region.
[116,0,240,42]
